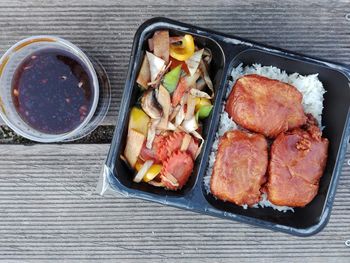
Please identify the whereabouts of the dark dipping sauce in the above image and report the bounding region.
[11,48,94,134]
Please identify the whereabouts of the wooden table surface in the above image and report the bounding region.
[0,0,349,262]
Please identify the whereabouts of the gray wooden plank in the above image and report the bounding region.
[0,0,349,126]
[0,143,349,261]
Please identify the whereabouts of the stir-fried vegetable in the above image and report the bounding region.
[133,160,154,183]
[185,49,203,76]
[196,105,213,121]
[136,56,150,89]
[135,162,163,182]
[124,30,215,190]
[169,34,195,61]
[195,98,211,112]
[146,118,160,149]
[162,65,181,93]
[124,129,145,167]
[169,57,190,75]
[141,89,162,119]
[146,51,165,82]
[157,85,171,130]
[182,116,198,133]
[172,77,188,107]
[152,30,170,64]
[128,107,150,135]
[180,134,192,151]
[185,94,196,120]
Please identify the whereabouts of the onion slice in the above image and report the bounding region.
[148,180,165,187]
[175,94,187,127]
[189,88,212,99]
[167,122,177,131]
[146,118,160,149]
[162,172,179,187]
[191,130,204,159]
[180,133,192,151]
[185,70,201,88]
[133,160,154,183]
[175,105,185,127]
[185,94,196,120]
[185,49,204,76]
[182,116,198,133]
[146,51,165,82]
[147,61,172,88]
[169,105,181,121]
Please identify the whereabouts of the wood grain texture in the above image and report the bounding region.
[0,0,350,261]
[0,0,349,125]
[0,143,349,261]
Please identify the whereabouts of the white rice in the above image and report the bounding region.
[204,63,326,212]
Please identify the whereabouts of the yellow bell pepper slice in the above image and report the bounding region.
[195,98,212,112]
[143,164,162,182]
[135,162,162,183]
[170,34,195,61]
[128,107,150,136]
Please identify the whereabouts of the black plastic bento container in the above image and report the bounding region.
[103,17,350,236]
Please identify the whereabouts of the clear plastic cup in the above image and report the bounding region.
[0,36,102,142]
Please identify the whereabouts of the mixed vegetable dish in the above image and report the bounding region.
[122,30,214,190]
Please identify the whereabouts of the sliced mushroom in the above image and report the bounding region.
[203,48,212,65]
[156,85,171,130]
[141,89,162,119]
[196,77,206,90]
[199,59,214,98]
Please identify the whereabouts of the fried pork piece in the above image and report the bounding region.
[210,130,268,206]
[226,74,307,138]
[267,116,329,207]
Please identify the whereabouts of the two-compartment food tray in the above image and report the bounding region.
[102,17,350,236]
